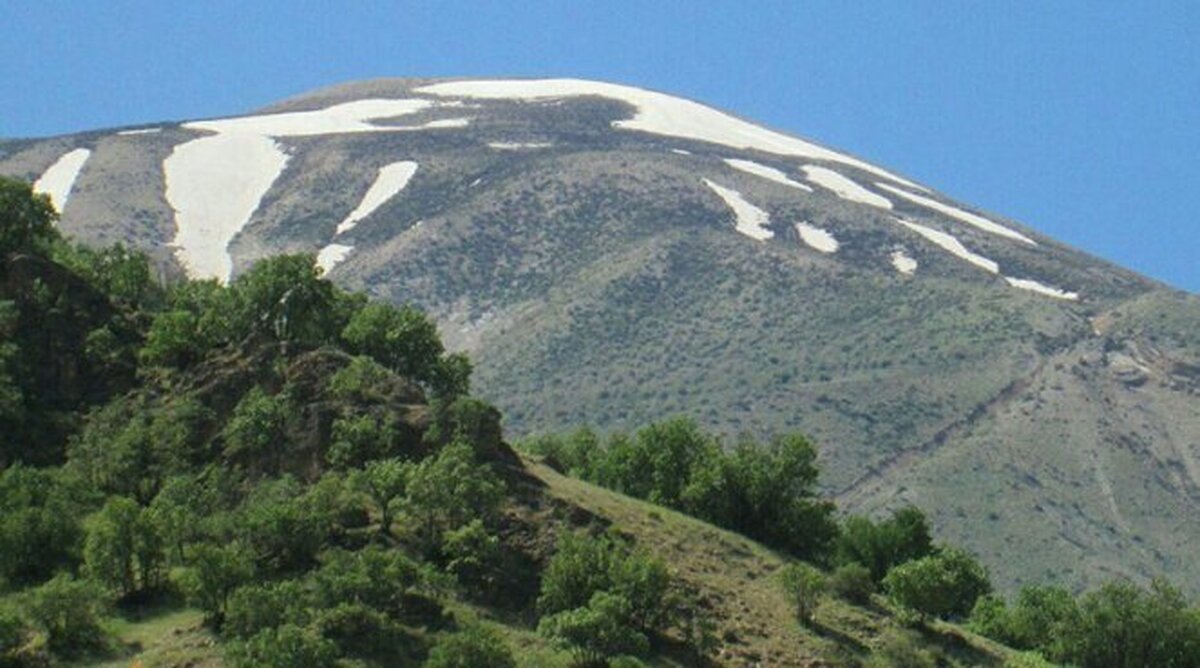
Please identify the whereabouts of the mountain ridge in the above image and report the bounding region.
[2,77,1197,595]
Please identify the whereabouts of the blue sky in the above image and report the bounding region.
[3,1,1197,291]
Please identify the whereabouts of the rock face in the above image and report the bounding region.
[3,78,1199,593]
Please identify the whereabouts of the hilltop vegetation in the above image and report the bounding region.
[2,175,1200,667]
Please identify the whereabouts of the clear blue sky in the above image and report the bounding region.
[3,1,1197,292]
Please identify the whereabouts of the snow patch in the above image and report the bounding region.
[33,148,91,213]
[702,179,773,241]
[725,159,813,192]
[890,249,918,275]
[117,128,161,136]
[794,222,838,253]
[166,99,445,281]
[671,149,692,155]
[803,165,892,210]
[316,244,354,273]
[336,161,418,235]
[875,183,1035,245]
[1004,277,1079,300]
[893,217,999,273]
[415,79,927,191]
[487,141,553,150]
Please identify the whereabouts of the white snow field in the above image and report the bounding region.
[893,217,999,273]
[165,99,458,281]
[891,249,918,275]
[487,141,553,150]
[802,165,892,210]
[671,148,692,155]
[702,179,774,241]
[1004,277,1079,300]
[415,79,927,191]
[33,148,91,213]
[116,128,162,136]
[794,222,838,253]
[725,159,813,192]
[336,161,419,235]
[316,243,355,274]
[876,182,1035,245]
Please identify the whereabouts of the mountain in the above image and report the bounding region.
[3,78,1198,595]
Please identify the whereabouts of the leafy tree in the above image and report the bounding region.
[141,279,232,367]
[222,386,289,472]
[235,476,330,573]
[58,243,158,308]
[310,546,422,618]
[779,562,827,626]
[539,591,650,667]
[0,465,88,585]
[1067,578,1200,668]
[883,547,991,621]
[443,519,501,590]
[431,351,472,400]
[426,625,516,668]
[405,440,503,553]
[970,585,1080,659]
[0,177,58,259]
[341,302,444,384]
[179,542,254,625]
[829,562,875,605]
[229,254,341,347]
[327,413,396,470]
[836,506,933,582]
[537,531,670,634]
[327,355,394,403]
[518,427,602,476]
[351,458,410,536]
[225,623,336,668]
[224,579,310,638]
[24,574,109,655]
[83,495,164,597]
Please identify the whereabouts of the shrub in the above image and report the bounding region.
[224,579,309,638]
[829,562,875,605]
[883,548,991,621]
[538,591,649,666]
[179,542,254,625]
[83,495,165,598]
[835,506,933,582]
[225,623,337,668]
[866,629,937,668]
[24,574,109,655]
[426,624,516,668]
[779,562,827,626]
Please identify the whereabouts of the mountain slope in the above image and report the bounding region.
[3,77,1197,594]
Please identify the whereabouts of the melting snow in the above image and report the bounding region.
[33,148,91,213]
[890,249,918,275]
[117,128,161,136]
[702,179,773,241]
[1004,277,1079,300]
[165,99,452,281]
[415,79,927,191]
[875,183,1035,245]
[336,161,418,235]
[893,217,999,273]
[725,159,813,192]
[803,165,892,210]
[794,222,838,253]
[316,244,354,273]
[487,141,553,150]
[671,149,692,155]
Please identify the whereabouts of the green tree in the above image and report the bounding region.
[779,562,827,626]
[883,548,991,621]
[225,623,336,668]
[179,542,254,625]
[341,302,444,384]
[426,625,517,668]
[83,496,164,597]
[229,254,340,347]
[327,413,396,470]
[223,387,290,472]
[0,465,87,584]
[0,177,58,259]
[835,506,933,582]
[24,574,109,655]
[310,546,422,618]
[405,440,503,553]
[829,562,875,605]
[538,591,650,667]
[224,579,309,639]
[1068,578,1200,668]
[443,519,502,590]
[352,458,410,536]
